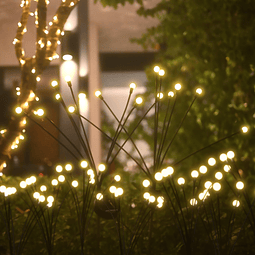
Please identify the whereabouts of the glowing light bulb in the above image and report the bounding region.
[168,91,174,97]
[236,181,244,190]
[109,186,116,193]
[55,94,61,100]
[191,170,199,178]
[143,192,150,200]
[215,172,223,180]
[114,175,121,182]
[20,181,27,188]
[177,177,185,185]
[157,196,164,203]
[232,200,240,207]
[95,91,102,98]
[135,97,143,105]
[241,126,248,133]
[51,179,58,186]
[58,175,65,182]
[39,195,45,202]
[227,151,235,159]
[40,185,47,192]
[56,165,63,173]
[175,83,182,91]
[33,192,40,199]
[199,165,207,174]
[219,153,227,162]
[223,165,231,172]
[190,198,197,206]
[51,80,58,87]
[129,83,136,90]
[98,164,106,172]
[65,163,72,171]
[155,172,163,181]
[72,180,78,187]
[159,69,165,76]
[213,182,221,191]
[154,66,160,73]
[15,107,22,114]
[157,92,164,99]
[208,157,216,166]
[68,106,75,113]
[142,179,150,187]
[204,181,212,189]
[65,76,71,83]
[80,160,88,168]
[47,196,54,203]
[149,195,156,203]
[37,109,44,116]
[96,193,103,200]
[87,169,94,176]
[196,88,203,95]
[36,76,41,82]
[63,54,73,61]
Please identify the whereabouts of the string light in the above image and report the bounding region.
[175,83,182,90]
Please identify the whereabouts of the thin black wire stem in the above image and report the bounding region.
[101,97,150,174]
[108,103,156,179]
[59,97,95,169]
[68,84,96,171]
[153,75,160,173]
[105,90,132,163]
[173,131,241,167]
[160,96,197,167]
[156,93,178,169]
[162,183,187,246]
[45,116,83,158]
[24,112,80,161]
[77,113,149,176]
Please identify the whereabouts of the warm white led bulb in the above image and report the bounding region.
[47,196,54,203]
[168,91,174,97]
[219,153,227,162]
[223,165,231,172]
[143,192,150,200]
[241,126,248,133]
[95,91,102,97]
[68,106,75,113]
[72,180,78,187]
[177,177,185,185]
[142,179,150,187]
[155,172,163,181]
[80,160,88,168]
[159,69,165,76]
[190,198,197,206]
[51,179,58,186]
[51,80,58,87]
[199,165,207,174]
[40,185,47,192]
[213,182,221,191]
[204,181,212,189]
[135,97,143,105]
[232,200,240,207]
[96,193,103,200]
[109,186,116,193]
[196,88,203,95]
[227,151,235,159]
[65,163,72,171]
[98,164,106,172]
[129,83,136,90]
[37,109,44,116]
[114,175,121,182]
[15,107,22,114]
[157,92,164,99]
[149,195,156,203]
[20,181,27,189]
[154,66,160,73]
[208,157,216,166]
[191,170,199,178]
[236,181,244,190]
[58,175,65,182]
[215,172,223,180]
[56,165,63,173]
[175,83,182,91]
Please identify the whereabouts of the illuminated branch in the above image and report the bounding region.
[0,0,80,171]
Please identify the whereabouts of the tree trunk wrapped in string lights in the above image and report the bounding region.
[0,0,79,171]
